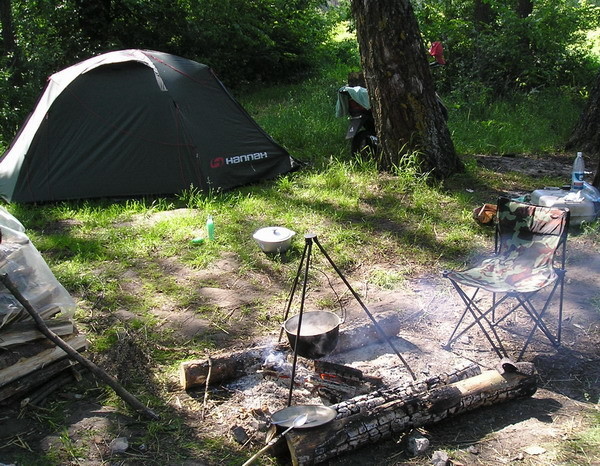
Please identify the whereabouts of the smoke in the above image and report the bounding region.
[262,347,292,377]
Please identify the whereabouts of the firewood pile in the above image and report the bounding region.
[0,208,86,406]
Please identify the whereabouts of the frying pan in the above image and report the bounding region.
[270,404,336,429]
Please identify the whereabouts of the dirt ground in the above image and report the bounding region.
[0,154,599,465]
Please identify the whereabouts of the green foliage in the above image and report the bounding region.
[239,74,351,164]
[556,410,600,462]
[180,0,335,85]
[415,0,600,96]
[0,0,340,145]
[447,88,585,154]
[0,58,596,466]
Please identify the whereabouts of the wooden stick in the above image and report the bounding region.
[201,355,212,420]
[0,273,159,420]
[25,370,75,407]
[0,358,76,403]
[0,319,74,348]
[0,334,87,387]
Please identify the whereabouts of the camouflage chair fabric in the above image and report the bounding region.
[446,198,569,293]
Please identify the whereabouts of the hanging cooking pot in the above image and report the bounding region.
[283,308,345,359]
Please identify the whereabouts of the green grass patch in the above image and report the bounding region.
[447,89,584,155]
[556,410,600,464]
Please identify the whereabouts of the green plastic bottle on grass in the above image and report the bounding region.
[206,215,215,240]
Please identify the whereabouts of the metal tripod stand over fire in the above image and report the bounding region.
[279,234,416,406]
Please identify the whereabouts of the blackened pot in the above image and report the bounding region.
[283,311,341,359]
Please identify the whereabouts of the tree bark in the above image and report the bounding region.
[350,0,463,178]
[566,71,600,188]
[286,362,537,465]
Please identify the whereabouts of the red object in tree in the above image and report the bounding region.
[429,41,446,65]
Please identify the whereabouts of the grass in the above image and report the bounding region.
[445,89,585,155]
[556,410,600,464]
[1,52,598,465]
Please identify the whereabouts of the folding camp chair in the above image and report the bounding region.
[443,197,570,360]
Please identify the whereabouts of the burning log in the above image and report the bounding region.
[179,311,404,390]
[311,360,383,387]
[180,346,280,390]
[285,360,537,465]
[305,360,384,403]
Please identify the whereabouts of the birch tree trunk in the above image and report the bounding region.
[350,0,463,178]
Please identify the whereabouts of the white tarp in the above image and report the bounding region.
[0,207,75,329]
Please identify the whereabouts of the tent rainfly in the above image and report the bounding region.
[0,49,299,203]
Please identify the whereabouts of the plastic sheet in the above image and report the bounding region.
[0,207,75,329]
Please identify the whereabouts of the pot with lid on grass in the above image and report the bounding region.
[253,227,296,254]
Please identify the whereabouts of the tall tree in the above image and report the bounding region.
[566,71,600,188]
[350,0,463,178]
[516,0,533,18]
[0,0,16,56]
[474,0,494,29]
[74,0,113,48]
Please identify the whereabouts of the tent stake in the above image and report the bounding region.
[0,273,159,420]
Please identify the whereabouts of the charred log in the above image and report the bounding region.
[180,312,404,390]
[286,362,537,465]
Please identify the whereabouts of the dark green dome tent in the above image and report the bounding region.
[0,50,299,202]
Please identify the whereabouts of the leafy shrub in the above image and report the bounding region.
[0,0,338,145]
[415,0,600,96]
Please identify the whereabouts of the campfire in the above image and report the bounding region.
[179,316,538,465]
[1,220,541,465]
[178,235,540,465]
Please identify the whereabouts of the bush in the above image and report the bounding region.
[0,0,338,146]
[415,0,600,96]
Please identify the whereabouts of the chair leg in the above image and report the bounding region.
[523,282,561,338]
[446,292,512,347]
[446,281,508,359]
[514,281,563,361]
[556,270,566,345]
[444,288,478,348]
